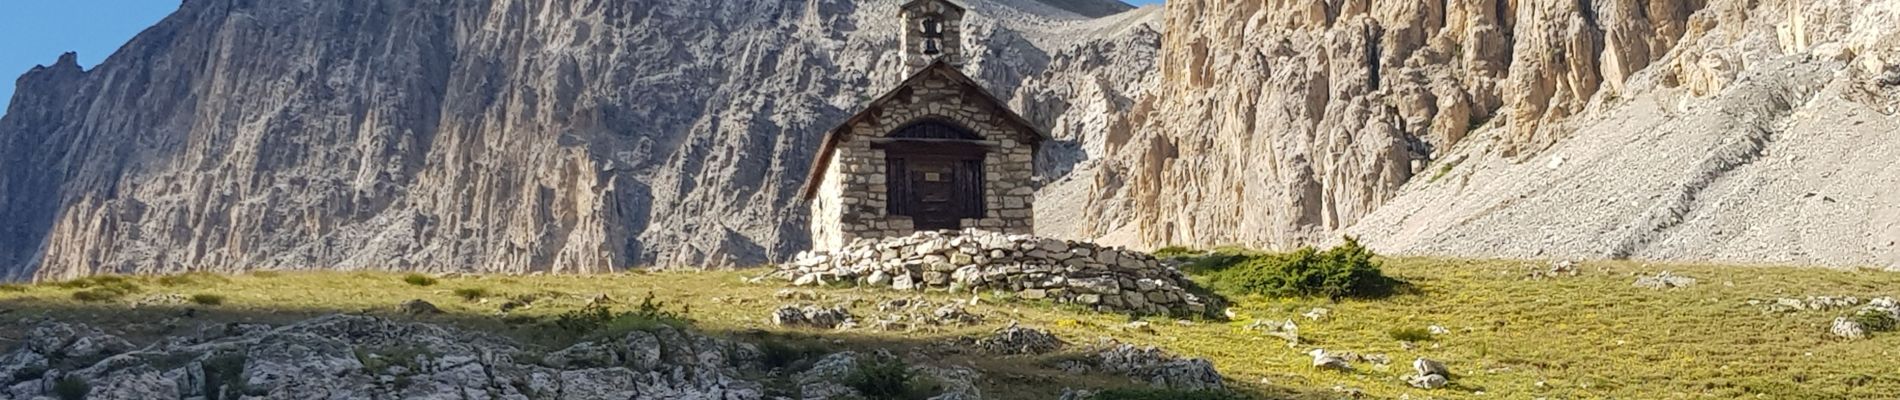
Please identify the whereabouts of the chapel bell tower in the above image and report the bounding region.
[901,0,965,74]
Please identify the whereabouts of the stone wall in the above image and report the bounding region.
[809,68,1039,251]
[779,229,1210,316]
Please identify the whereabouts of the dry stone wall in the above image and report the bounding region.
[780,229,1209,316]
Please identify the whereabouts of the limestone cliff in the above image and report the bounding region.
[0,0,1160,280]
[1081,0,1900,269]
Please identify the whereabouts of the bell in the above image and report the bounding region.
[923,39,941,55]
[921,18,943,36]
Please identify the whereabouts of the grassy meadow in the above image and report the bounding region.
[2,257,1898,399]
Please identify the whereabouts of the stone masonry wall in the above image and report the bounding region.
[780,229,1210,316]
[809,69,1038,251]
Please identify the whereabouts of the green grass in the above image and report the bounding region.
[3,260,1900,399]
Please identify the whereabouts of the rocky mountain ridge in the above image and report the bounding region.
[4,0,1898,280]
[0,0,1160,280]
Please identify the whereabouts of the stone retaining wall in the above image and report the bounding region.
[780,230,1210,316]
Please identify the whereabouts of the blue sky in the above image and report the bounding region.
[0,1,179,111]
[1,0,1159,112]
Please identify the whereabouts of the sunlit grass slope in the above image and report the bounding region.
[3,257,1898,399]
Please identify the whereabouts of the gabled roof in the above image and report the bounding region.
[900,0,966,12]
[800,60,1047,200]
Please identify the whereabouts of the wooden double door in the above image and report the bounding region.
[887,155,986,231]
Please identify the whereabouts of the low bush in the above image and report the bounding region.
[59,275,143,302]
[156,272,227,286]
[1,283,29,292]
[452,287,490,302]
[190,294,226,306]
[842,355,935,400]
[1852,310,1898,333]
[1387,327,1434,342]
[54,376,89,400]
[1189,237,1400,300]
[757,338,830,371]
[70,289,122,302]
[1088,388,1248,400]
[402,274,438,287]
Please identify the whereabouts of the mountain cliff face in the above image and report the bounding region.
[0,0,1158,280]
[5,0,1897,279]
[1079,0,1899,268]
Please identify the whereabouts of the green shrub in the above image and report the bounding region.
[71,288,131,302]
[249,270,281,278]
[54,376,89,400]
[60,275,143,302]
[0,283,28,292]
[548,292,689,339]
[757,339,829,371]
[1194,237,1399,300]
[452,288,489,302]
[190,294,226,306]
[842,355,935,400]
[1088,388,1248,400]
[1152,246,1202,259]
[1852,310,1898,333]
[1388,327,1434,342]
[402,274,438,287]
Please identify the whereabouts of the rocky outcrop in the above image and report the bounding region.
[0,315,768,400]
[1056,341,1226,392]
[776,229,1211,316]
[0,0,1161,280]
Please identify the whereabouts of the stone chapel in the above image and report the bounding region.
[801,0,1045,251]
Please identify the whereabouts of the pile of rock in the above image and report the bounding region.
[864,298,986,331]
[771,305,856,330]
[780,230,1210,316]
[970,323,1065,355]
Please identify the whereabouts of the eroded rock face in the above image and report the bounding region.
[1351,0,1900,267]
[0,0,1161,280]
[1076,0,1710,250]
